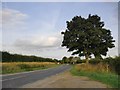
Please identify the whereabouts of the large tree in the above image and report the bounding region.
[61,14,115,63]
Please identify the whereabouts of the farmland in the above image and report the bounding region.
[1,62,60,74]
[0,51,61,74]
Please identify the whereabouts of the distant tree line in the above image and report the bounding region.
[1,51,59,62]
[61,56,82,64]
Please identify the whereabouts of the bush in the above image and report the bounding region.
[113,57,120,75]
[103,57,120,75]
[76,60,86,64]
[87,57,120,75]
[89,59,101,64]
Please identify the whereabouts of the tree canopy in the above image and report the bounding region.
[61,14,115,60]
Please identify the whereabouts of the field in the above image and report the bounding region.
[1,62,60,74]
[70,63,119,88]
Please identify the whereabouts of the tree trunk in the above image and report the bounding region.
[85,54,89,64]
[84,48,89,64]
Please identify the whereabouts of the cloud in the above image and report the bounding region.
[1,8,28,30]
[14,34,62,51]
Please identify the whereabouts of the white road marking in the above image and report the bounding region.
[2,69,46,77]
[1,76,27,82]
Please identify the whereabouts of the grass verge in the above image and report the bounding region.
[70,65,119,88]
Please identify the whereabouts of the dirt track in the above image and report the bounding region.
[22,71,109,88]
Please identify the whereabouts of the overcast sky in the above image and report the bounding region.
[1,1,119,59]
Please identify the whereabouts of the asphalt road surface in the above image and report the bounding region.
[2,65,71,88]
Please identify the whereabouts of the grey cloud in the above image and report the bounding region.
[14,35,62,51]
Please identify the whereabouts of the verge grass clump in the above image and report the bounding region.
[75,63,110,73]
[71,63,118,88]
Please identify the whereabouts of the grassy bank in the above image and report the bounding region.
[1,62,60,74]
[70,64,119,88]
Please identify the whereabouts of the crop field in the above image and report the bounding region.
[1,62,59,74]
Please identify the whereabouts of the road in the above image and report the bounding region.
[2,65,71,88]
[22,71,108,88]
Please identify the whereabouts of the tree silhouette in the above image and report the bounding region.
[61,14,115,63]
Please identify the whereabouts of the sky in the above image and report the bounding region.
[1,0,120,2]
[1,1,119,59]
[118,2,120,56]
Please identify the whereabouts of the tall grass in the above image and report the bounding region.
[71,64,119,88]
[1,62,59,74]
[75,63,110,73]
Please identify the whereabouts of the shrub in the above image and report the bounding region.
[87,57,120,75]
[114,57,120,75]
[89,59,101,64]
[82,60,86,63]
[103,57,120,75]
[76,60,82,64]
